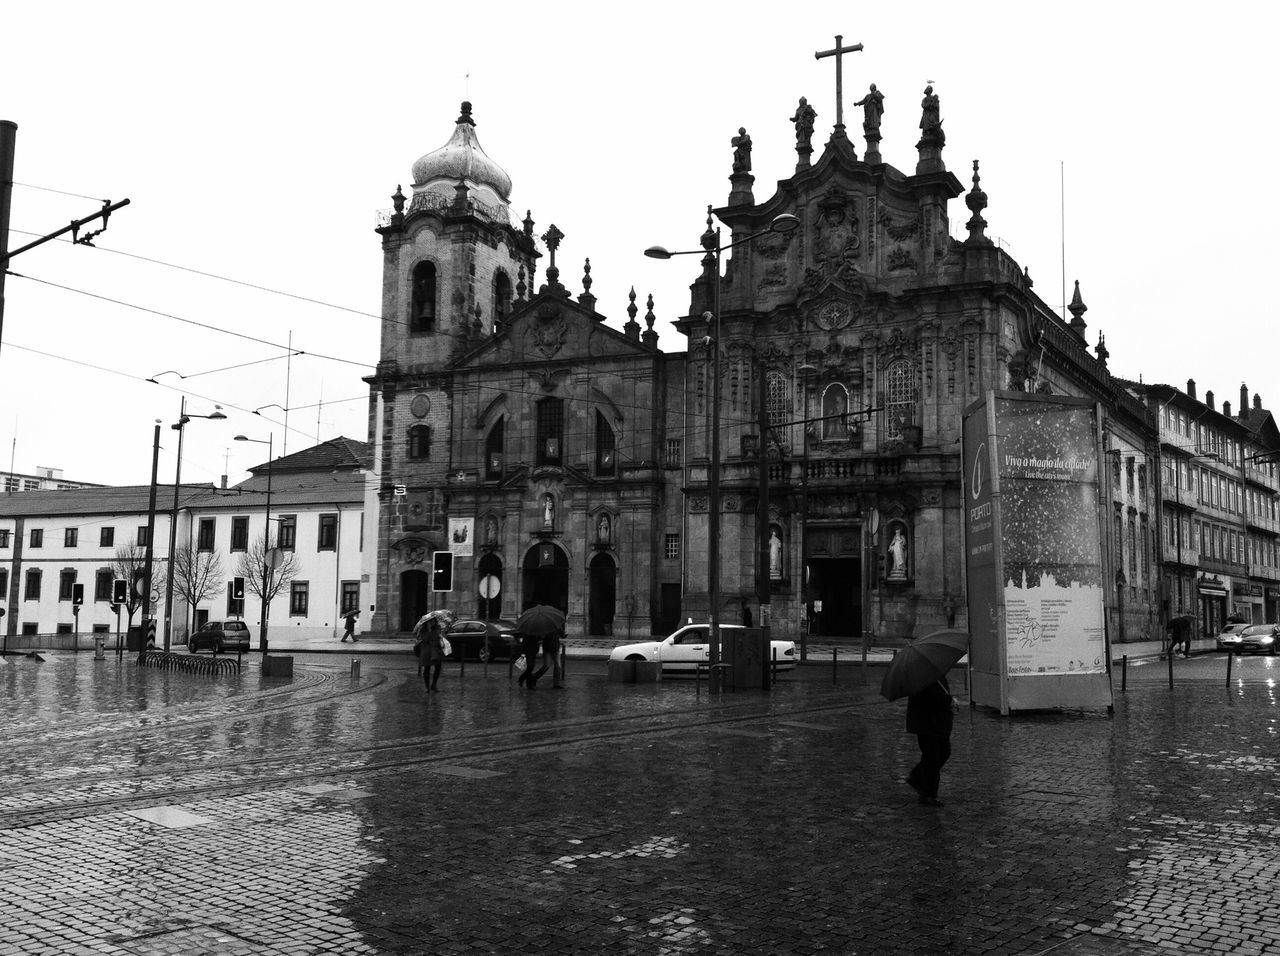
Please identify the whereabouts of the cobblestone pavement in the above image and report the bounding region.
[0,650,1277,955]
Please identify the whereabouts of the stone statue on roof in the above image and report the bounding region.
[731,127,753,174]
[790,98,817,150]
[854,83,884,133]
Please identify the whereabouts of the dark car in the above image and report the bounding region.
[1237,624,1279,655]
[444,619,520,662]
[189,620,252,653]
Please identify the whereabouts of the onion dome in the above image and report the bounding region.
[411,101,512,207]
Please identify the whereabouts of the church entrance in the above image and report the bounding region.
[588,553,617,636]
[807,557,862,638]
[522,543,569,614]
[399,569,431,632]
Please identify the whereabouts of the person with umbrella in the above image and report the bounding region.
[514,603,566,690]
[880,629,966,808]
[414,609,453,694]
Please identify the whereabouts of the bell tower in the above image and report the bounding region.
[367,102,537,634]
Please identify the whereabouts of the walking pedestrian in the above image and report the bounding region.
[530,626,563,689]
[341,609,359,642]
[516,630,541,688]
[905,676,954,807]
[414,616,447,693]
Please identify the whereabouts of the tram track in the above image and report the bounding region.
[0,688,877,831]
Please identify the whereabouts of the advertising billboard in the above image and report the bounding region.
[963,392,1113,713]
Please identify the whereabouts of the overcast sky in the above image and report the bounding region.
[2,2,1275,489]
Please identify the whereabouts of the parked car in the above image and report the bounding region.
[1237,623,1279,655]
[189,620,252,653]
[609,623,796,675]
[444,619,521,662]
[1216,623,1250,653]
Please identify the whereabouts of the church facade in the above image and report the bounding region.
[365,79,1181,646]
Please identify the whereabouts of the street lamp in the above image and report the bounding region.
[646,207,799,691]
[161,397,226,650]
[234,433,274,658]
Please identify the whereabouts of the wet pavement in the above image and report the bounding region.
[0,650,1277,955]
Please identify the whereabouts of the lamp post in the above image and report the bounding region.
[234,433,274,658]
[646,207,799,692]
[160,396,225,651]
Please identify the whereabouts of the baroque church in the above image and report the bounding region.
[364,72,1160,645]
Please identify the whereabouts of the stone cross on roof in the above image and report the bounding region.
[814,34,864,135]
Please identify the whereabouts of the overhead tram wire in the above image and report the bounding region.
[6,224,380,320]
[5,271,374,370]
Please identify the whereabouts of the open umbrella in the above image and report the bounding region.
[423,609,456,626]
[514,604,566,638]
[879,629,970,701]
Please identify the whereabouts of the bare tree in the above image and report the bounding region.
[110,543,147,626]
[172,544,224,642]
[234,536,298,610]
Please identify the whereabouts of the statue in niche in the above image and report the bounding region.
[854,83,884,133]
[888,527,908,580]
[485,516,498,546]
[543,494,555,528]
[769,528,784,580]
[731,127,753,173]
[790,97,817,151]
[597,514,611,544]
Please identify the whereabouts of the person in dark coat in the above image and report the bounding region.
[415,617,447,692]
[905,676,954,807]
[516,630,541,688]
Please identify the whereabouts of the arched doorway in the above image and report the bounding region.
[522,542,569,613]
[400,569,431,632]
[477,553,503,621]
[588,553,617,636]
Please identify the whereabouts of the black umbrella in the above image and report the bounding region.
[514,604,566,638]
[879,629,970,701]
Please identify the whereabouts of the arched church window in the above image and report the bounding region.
[884,360,917,439]
[410,261,437,333]
[821,383,849,440]
[485,418,505,481]
[492,270,513,330]
[407,424,431,460]
[596,411,616,476]
[766,371,790,427]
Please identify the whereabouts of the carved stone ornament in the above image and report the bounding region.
[531,307,569,358]
[409,393,431,419]
[886,248,917,272]
[878,210,921,242]
[814,301,852,331]
[813,192,861,279]
[391,536,430,567]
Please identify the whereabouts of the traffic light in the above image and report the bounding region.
[232,577,245,600]
[113,579,128,605]
[432,551,454,592]
[72,583,84,606]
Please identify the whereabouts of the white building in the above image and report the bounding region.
[0,439,372,648]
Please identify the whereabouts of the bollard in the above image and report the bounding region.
[560,645,567,681]
[350,658,361,679]
[833,646,838,685]
[1121,655,1128,692]
[94,636,106,661]
[1167,640,1174,691]
[1226,651,1233,688]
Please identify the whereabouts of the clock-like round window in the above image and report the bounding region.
[816,302,850,330]
[410,394,431,419]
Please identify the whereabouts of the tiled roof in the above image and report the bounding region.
[0,484,216,518]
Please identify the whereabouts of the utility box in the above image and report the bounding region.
[634,661,662,684]
[263,655,294,679]
[126,626,145,652]
[724,628,769,689]
[607,659,635,683]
